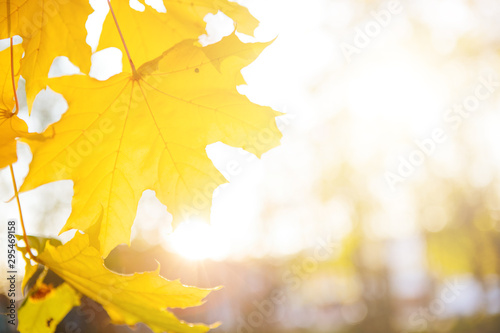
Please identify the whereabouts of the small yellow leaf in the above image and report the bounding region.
[0,0,93,108]
[0,114,28,168]
[0,43,22,110]
[19,251,37,293]
[0,43,27,169]
[38,233,216,333]
[18,283,81,333]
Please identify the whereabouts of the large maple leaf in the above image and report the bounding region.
[21,34,281,256]
[97,0,259,71]
[35,233,215,333]
[0,0,92,108]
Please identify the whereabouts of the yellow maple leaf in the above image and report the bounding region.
[21,34,281,256]
[37,232,216,333]
[0,42,28,168]
[18,282,81,333]
[0,0,92,108]
[97,0,259,71]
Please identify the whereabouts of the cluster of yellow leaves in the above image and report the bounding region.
[1,0,281,332]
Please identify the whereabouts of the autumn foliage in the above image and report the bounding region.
[0,0,281,331]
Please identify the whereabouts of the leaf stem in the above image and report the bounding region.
[106,0,138,76]
[10,38,20,115]
[7,0,37,263]
[6,1,19,115]
[9,165,37,262]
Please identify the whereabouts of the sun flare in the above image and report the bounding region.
[164,219,231,261]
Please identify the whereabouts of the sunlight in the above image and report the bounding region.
[164,219,231,261]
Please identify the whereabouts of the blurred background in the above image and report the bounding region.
[2,0,500,332]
